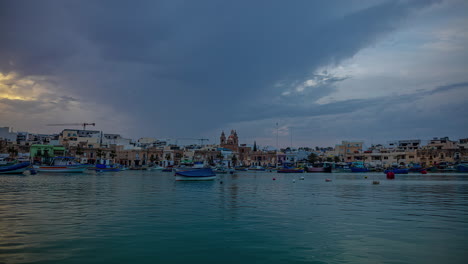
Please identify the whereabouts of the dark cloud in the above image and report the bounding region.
[3,0,460,144]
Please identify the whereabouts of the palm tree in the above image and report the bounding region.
[231,154,238,167]
[110,150,117,161]
[7,146,18,158]
[307,153,318,164]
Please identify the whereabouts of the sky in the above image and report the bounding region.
[1,0,467,148]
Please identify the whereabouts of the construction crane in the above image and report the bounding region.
[47,122,96,130]
[174,138,209,146]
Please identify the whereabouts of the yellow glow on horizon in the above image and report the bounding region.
[0,71,38,101]
[0,93,35,101]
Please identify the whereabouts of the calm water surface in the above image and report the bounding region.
[1,171,467,264]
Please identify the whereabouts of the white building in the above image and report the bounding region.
[0,127,17,142]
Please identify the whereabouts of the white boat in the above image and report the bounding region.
[33,157,88,173]
[175,168,216,181]
[147,165,164,171]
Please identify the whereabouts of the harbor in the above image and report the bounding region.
[1,127,468,263]
[1,170,467,263]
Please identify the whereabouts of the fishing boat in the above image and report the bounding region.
[175,168,216,181]
[162,165,174,172]
[384,168,409,174]
[305,165,332,173]
[277,167,304,173]
[213,166,228,174]
[33,157,88,173]
[350,162,369,173]
[95,164,122,172]
[0,161,31,174]
[248,166,266,171]
[457,164,468,172]
[147,165,164,171]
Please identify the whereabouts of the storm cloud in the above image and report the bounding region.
[1,0,466,146]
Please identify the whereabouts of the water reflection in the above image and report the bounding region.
[0,172,467,263]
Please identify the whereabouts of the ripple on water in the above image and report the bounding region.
[1,172,468,263]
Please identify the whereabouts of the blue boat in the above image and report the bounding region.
[350,167,369,172]
[350,161,369,172]
[0,161,31,174]
[457,164,468,172]
[384,168,409,174]
[95,164,122,172]
[175,168,216,181]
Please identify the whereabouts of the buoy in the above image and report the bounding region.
[325,178,332,182]
[273,178,276,181]
[372,181,380,185]
[364,176,368,179]
[293,179,296,183]
[220,181,223,184]
[420,170,427,174]
[386,171,395,179]
[300,176,305,180]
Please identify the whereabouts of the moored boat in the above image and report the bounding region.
[33,157,88,173]
[175,168,216,181]
[248,166,266,171]
[384,168,409,174]
[350,162,369,173]
[0,161,31,174]
[305,166,332,173]
[457,164,468,172]
[350,167,369,173]
[277,167,304,173]
[95,164,122,172]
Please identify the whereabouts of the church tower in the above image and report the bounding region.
[220,131,226,145]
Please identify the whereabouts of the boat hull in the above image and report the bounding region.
[175,175,217,181]
[0,162,31,174]
[175,168,216,181]
[33,165,87,173]
[350,167,369,173]
[306,167,332,173]
[277,169,304,173]
[456,165,468,172]
[96,168,121,172]
[384,169,409,174]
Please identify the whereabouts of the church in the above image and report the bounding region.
[220,130,239,152]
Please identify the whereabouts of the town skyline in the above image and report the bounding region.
[1,125,466,150]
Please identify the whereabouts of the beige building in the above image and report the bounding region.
[424,137,457,150]
[59,129,101,148]
[335,141,363,161]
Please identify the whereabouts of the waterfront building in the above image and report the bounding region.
[335,141,364,161]
[59,129,101,148]
[30,145,66,159]
[424,137,457,150]
[457,138,468,149]
[0,127,17,142]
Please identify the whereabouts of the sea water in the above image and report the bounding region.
[1,171,467,264]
